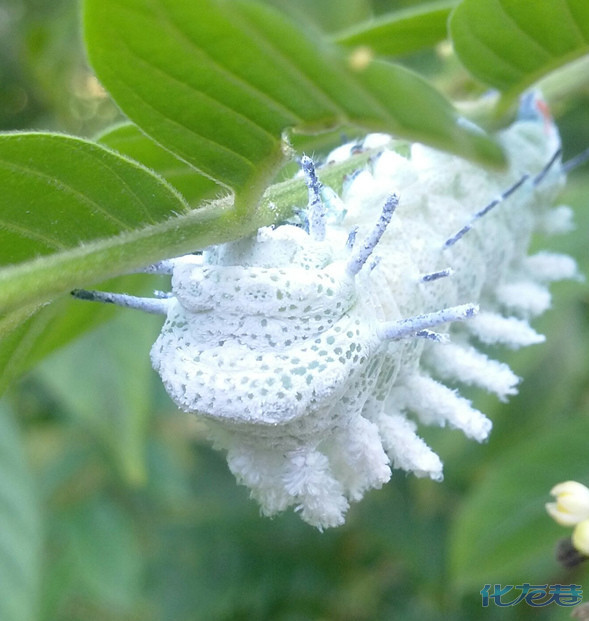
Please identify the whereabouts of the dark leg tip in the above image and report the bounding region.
[71,288,96,301]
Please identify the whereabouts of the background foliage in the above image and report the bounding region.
[1,0,589,619]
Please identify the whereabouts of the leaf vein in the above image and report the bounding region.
[66,141,163,224]
[153,0,308,125]
[230,5,420,129]
[495,0,559,61]
[228,4,347,116]
[114,2,293,143]
[0,220,67,253]
[0,157,133,231]
[111,46,269,176]
[562,0,588,44]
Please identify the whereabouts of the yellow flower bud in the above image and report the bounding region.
[546,481,589,526]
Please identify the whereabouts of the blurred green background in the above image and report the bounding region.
[2,0,589,619]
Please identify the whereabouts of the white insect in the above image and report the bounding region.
[74,94,581,529]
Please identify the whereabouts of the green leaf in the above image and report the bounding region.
[0,402,42,621]
[84,0,502,205]
[449,415,589,593]
[334,0,458,57]
[450,0,589,104]
[97,123,221,207]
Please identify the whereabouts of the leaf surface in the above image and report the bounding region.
[0,133,205,315]
[97,123,221,206]
[450,0,589,102]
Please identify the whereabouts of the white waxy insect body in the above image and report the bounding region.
[74,96,580,529]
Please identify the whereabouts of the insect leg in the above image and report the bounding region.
[300,155,326,241]
[347,194,398,276]
[444,174,530,248]
[135,255,203,275]
[378,303,477,341]
[71,289,170,315]
[562,146,589,175]
[533,148,562,186]
[136,260,176,275]
[421,268,453,283]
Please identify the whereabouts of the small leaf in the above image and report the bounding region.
[97,123,221,206]
[449,415,589,592]
[450,0,589,103]
[334,0,458,57]
[0,402,42,621]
